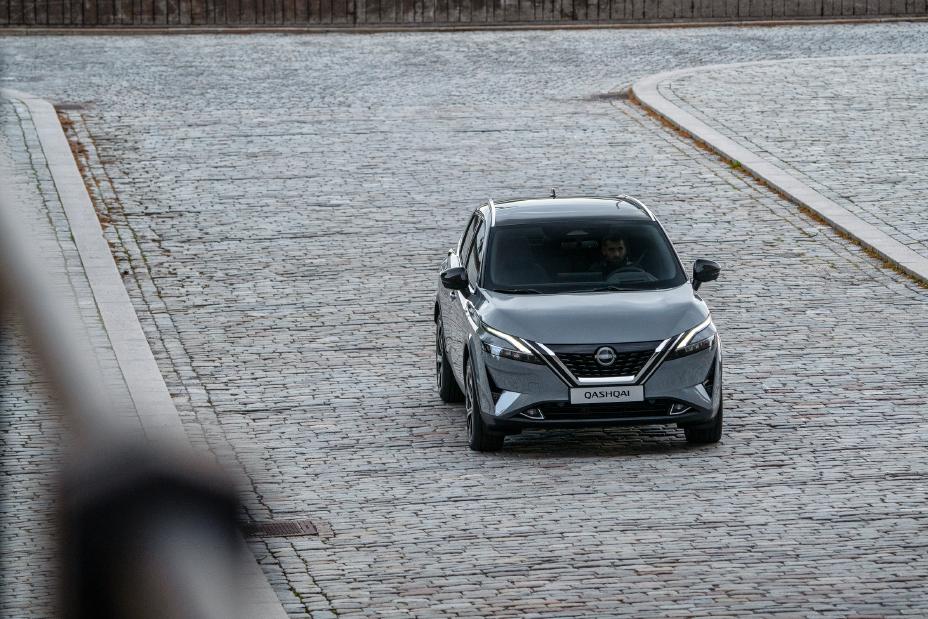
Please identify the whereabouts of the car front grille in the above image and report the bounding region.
[546,341,660,379]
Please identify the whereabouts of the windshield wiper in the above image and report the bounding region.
[492,288,543,294]
[581,286,638,293]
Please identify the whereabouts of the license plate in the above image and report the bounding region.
[570,385,644,405]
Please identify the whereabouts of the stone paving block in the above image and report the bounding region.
[2,24,928,618]
[659,54,928,271]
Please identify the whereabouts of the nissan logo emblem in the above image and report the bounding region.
[594,346,617,367]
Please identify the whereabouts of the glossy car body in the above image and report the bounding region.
[435,196,723,451]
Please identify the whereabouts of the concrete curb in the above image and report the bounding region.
[1,15,926,35]
[1,88,289,619]
[2,88,189,445]
[629,55,928,286]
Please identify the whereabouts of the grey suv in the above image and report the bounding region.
[434,196,723,451]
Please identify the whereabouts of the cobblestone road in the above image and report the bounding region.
[2,25,928,617]
[658,54,928,265]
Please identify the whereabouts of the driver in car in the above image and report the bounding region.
[589,235,632,277]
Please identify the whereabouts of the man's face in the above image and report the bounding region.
[601,239,627,264]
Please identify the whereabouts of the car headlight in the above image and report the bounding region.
[669,316,716,360]
[479,322,542,364]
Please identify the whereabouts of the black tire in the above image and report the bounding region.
[684,399,723,445]
[436,315,464,403]
[464,360,504,452]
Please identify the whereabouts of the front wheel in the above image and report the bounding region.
[684,399,723,445]
[465,360,504,452]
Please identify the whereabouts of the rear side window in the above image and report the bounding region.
[465,219,486,285]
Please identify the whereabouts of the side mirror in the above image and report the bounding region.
[692,259,720,291]
[440,267,469,291]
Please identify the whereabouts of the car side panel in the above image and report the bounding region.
[438,250,465,391]
[449,290,469,386]
[452,215,486,384]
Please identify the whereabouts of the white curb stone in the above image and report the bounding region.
[630,56,928,286]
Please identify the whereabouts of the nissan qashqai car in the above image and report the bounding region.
[434,195,723,451]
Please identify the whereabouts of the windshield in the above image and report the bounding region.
[483,220,687,293]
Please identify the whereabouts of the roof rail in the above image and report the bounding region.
[488,198,496,226]
[616,194,656,221]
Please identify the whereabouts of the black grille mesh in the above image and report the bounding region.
[556,349,654,378]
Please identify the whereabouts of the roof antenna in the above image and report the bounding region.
[550,188,557,199]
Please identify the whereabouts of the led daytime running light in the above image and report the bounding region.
[676,315,713,349]
[483,324,532,354]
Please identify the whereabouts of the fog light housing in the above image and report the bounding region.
[520,408,545,420]
[670,403,690,415]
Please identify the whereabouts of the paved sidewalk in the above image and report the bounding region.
[0,97,135,617]
[655,54,928,269]
[1,90,290,618]
[3,26,928,617]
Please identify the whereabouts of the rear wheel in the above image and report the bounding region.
[436,316,463,403]
[684,399,723,445]
[465,361,504,452]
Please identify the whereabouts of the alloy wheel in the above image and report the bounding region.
[464,365,475,440]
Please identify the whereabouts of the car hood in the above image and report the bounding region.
[479,284,708,345]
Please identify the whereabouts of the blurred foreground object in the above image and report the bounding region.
[0,143,250,619]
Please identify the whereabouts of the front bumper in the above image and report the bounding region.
[471,336,722,433]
